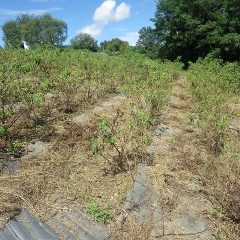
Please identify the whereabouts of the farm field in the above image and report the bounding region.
[1,0,240,238]
[0,49,239,239]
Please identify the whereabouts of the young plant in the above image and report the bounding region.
[86,203,113,223]
[0,62,22,149]
[91,111,129,174]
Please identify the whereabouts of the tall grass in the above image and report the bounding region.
[188,59,240,237]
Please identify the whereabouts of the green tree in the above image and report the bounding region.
[2,13,67,48]
[38,14,67,46]
[219,0,240,61]
[100,38,129,53]
[141,0,240,63]
[17,14,40,47]
[153,0,225,63]
[70,33,98,52]
[2,20,22,48]
[136,27,161,58]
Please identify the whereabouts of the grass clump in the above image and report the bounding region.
[86,203,113,223]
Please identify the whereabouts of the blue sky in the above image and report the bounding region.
[0,0,156,47]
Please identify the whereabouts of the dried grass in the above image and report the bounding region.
[111,216,153,240]
[0,96,137,229]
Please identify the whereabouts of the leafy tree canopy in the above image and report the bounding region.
[70,33,98,52]
[136,27,161,58]
[2,13,67,48]
[100,38,129,53]
[138,0,240,63]
[2,20,22,48]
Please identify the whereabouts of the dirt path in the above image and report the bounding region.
[115,77,214,239]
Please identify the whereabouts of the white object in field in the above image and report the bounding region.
[22,40,30,50]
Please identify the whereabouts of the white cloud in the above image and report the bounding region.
[0,7,61,16]
[80,0,131,37]
[81,23,105,38]
[114,3,131,21]
[93,0,116,23]
[120,32,139,46]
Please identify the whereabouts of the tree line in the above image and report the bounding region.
[2,14,67,48]
[1,13,130,53]
[137,0,240,63]
[2,0,240,63]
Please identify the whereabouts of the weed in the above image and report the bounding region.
[5,142,22,154]
[188,59,240,237]
[91,113,128,173]
[86,203,113,223]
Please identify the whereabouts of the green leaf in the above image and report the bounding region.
[0,125,6,136]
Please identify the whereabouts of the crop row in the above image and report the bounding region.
[0,48,182,156]
[187,59,240,237]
